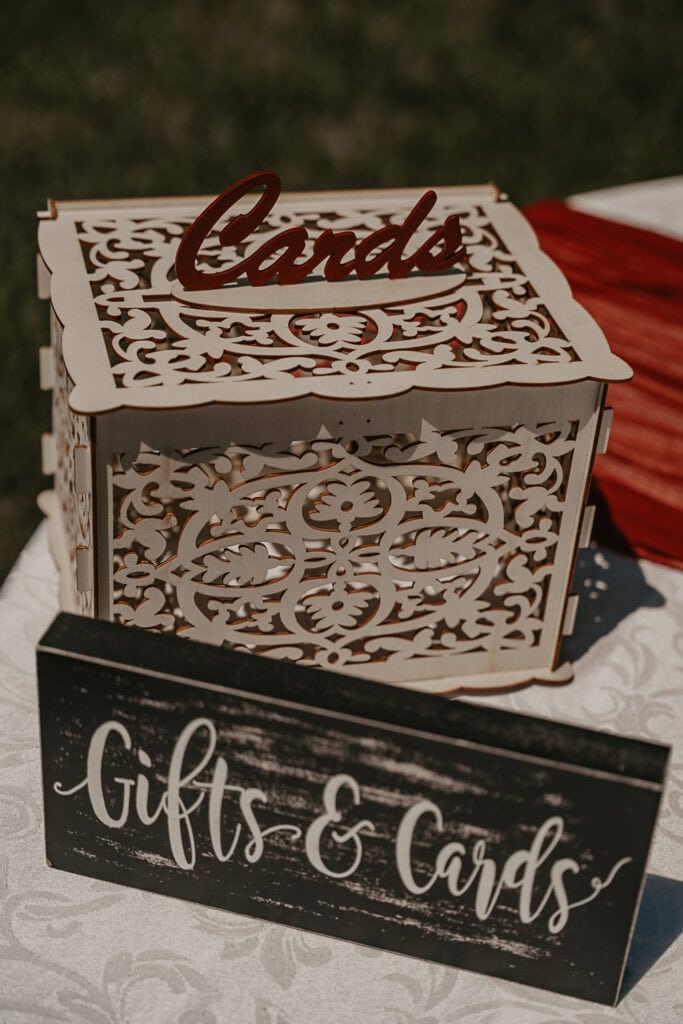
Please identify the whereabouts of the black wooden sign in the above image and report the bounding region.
[37,613,668,1005]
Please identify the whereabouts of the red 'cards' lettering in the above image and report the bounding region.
[175,171,466,290]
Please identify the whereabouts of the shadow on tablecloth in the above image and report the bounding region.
[621,874,683,999]
[561,487,665,664]
[561,546,664,664]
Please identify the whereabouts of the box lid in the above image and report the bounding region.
[37,184,631,415]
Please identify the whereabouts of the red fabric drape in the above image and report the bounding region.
[523,200,683,570]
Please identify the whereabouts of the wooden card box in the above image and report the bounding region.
[36,184,630,693]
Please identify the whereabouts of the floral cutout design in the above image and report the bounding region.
[111,416,575,681]
[74,200,579,395]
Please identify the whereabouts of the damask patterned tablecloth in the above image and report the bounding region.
[1,530,681,1023]
[1,181,682,1023]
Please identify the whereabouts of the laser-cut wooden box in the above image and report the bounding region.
[36,183,631,694]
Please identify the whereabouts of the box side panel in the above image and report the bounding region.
[542,380,605,672]
[51,310,95,615]
[94,415,114,622]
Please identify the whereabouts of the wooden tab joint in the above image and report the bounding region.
[596,408,614,455]
[579,505,596,549]
[39,346,55,390]
[562,594,579,636]
[41,433,57,476]
[74,445,92,495]
[76,547,93,592]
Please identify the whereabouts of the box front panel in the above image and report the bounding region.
[98,386,601,690]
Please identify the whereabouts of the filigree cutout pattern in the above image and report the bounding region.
[76,202,578,394]
[111,418,576,679]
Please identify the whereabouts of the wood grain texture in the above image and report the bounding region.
[37,613,668,1005]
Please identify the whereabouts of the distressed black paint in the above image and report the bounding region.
[37,613,668,1005]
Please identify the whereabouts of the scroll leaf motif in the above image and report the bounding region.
[411,528,479,570]
[202,544,277,587]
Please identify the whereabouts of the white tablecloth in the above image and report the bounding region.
[1,182,682,1023]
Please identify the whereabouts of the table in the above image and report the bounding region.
[1,182,681,1023]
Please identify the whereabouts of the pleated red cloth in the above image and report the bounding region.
[523,200,683,570]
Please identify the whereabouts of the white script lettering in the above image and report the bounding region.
[54,717,633,933]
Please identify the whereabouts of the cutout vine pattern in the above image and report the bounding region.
[76,201,578,392]
[111,418,576,675]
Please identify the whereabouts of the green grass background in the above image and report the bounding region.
[1,0,681,581]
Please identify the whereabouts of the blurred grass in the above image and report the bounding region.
[1,0,682,581]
